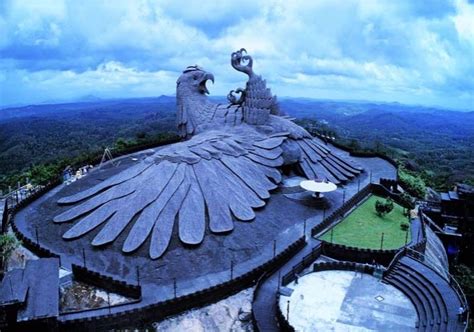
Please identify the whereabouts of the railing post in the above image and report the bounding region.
[136,265,140,286]
[380,232,384,250]
[273,240,276,258]
[82,248,86,267]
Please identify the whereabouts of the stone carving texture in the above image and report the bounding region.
[55,49,363,259]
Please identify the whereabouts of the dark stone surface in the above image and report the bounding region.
[0,268,28,306]
[14,149,316,285]
[12,145,396,325]
[14,149,395,284]
[18,258,59,321]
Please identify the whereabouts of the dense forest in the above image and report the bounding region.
[285,99,474,191]
[0,97,473,193]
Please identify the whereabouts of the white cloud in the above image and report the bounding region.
[0,0,473,109]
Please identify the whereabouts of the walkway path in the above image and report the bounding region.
[252,154,397,331]
[253,237,321,331]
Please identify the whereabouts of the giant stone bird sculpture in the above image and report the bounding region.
[54,49,362,259]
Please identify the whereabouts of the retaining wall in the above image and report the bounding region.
[58,236,306,330]
[281,244,322,286]
[320,241,398,266]
[311,184,372,237]
[10,214,59,259]
[72,265,141,299]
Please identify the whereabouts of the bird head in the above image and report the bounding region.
[176,66,215,138]
[176,65,215,98]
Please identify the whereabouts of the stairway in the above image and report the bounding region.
[384,256,466,332]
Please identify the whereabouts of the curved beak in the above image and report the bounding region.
[199,72,214,94]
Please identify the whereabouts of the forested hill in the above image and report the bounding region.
[0,96,177,177]
[0,97,473,191]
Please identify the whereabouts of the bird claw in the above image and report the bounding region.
[227,88,246,105]
[231,48,253,76]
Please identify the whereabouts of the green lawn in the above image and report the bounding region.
[319,195,410,250]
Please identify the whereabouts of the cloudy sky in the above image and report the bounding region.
[1,0,473,110]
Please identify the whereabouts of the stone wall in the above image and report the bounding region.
[59,236,306,330]
[72,264,142,299]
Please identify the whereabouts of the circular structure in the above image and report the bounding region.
[278,270,417,331]
[300,180,337,198]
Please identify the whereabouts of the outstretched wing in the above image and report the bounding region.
[296,137,362,184]
[54,131,285,259]
[266,114,362,184]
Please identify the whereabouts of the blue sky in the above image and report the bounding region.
[1,0,473,110]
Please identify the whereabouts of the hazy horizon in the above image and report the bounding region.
[1,94,472,114]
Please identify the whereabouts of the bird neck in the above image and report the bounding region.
[176,93,213,138]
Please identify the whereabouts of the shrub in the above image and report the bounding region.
[399,191,415,209]
[375,198,394,217]
[398,167,426,199]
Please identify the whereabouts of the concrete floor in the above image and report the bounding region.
[279,270,417,331]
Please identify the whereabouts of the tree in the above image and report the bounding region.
[115,138,128,150]
[374,139,386,153]
[0,233,21,273]
[375,198,394,217]
[348,139,361,151]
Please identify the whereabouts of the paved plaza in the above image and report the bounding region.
[279,270,417,331]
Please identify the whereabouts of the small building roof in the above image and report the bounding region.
[0,269,28,307]
[10,258,60,322]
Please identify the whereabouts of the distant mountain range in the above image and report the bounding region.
[0,96,472,190]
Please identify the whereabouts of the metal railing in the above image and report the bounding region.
[1,183,45,210]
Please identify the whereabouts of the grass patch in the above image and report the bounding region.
[319,195,410,250]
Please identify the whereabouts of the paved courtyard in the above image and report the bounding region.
[279,270,417,331]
